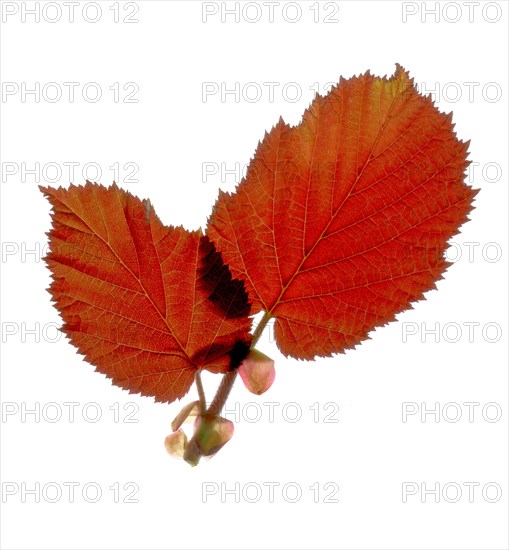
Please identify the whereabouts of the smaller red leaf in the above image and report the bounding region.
[41,182,252,404]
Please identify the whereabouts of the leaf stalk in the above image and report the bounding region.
[184,310,272,465]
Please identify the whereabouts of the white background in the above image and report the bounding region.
[1,1,508,549]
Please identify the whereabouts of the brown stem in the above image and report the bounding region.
[195,369,206,414]
[250,312,272,347]
[184,311,272,466]
[207,369,238,416]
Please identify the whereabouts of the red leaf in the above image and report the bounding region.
[207,65,478,359]
[41,182,252,403]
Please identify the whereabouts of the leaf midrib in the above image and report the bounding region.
[264,79,412,319]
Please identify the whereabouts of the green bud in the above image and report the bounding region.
[193,414,234,457]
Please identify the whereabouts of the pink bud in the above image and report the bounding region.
[238,348,275,395]
[193,415,234,457]
[164,429,188,459]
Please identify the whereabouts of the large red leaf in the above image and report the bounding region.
[41,182,252,403]
[207,65,478,359]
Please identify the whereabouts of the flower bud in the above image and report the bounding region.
[164,429,188,459]
[193,414,234,457]
[238,348,275,395]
